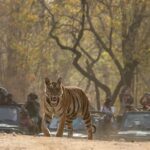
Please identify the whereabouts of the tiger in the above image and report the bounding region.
[41,77,93,140]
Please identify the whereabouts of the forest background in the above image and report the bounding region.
[0,0,150,112]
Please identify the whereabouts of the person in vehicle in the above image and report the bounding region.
[0,87,17,105]
[0,87,8,105]
[119,86,134,114]
[102,99,113,117]
[24,92,41,133]
[101,97,114,136]
[6,93,17,105]
[140,92,150,111]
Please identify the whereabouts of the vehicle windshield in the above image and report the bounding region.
[0,107,18,125]
[122,113,150,131]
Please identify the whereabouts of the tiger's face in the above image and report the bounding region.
[45,77,63,107]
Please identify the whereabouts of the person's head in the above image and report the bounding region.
[144,92,150,98]
[6,93,13,102]
[124,93,131,100]
[120,86,132,97]
[27,92,38,102]
[143,92,150,104]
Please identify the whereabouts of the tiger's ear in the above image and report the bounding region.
[45,77,50,86]
[57,77,62,85]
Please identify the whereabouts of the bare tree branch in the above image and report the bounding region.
[86,1,123,75]
[39,0,112,97]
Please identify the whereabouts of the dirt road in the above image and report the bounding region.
[0,134,149,150]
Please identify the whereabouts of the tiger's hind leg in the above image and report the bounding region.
[66,118,73,138]
[83,113,93,140]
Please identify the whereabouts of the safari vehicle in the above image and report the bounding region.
[115,111,150,141]
[0,105,29,134]
[90,111,116,139]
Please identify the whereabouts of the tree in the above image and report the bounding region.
[38,0,150,109]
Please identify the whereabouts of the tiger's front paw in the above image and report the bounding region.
[44,130,51,137]
[42,126,51,137]
[56,132,63,137]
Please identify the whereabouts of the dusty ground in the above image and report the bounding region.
[0,134,149,150]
